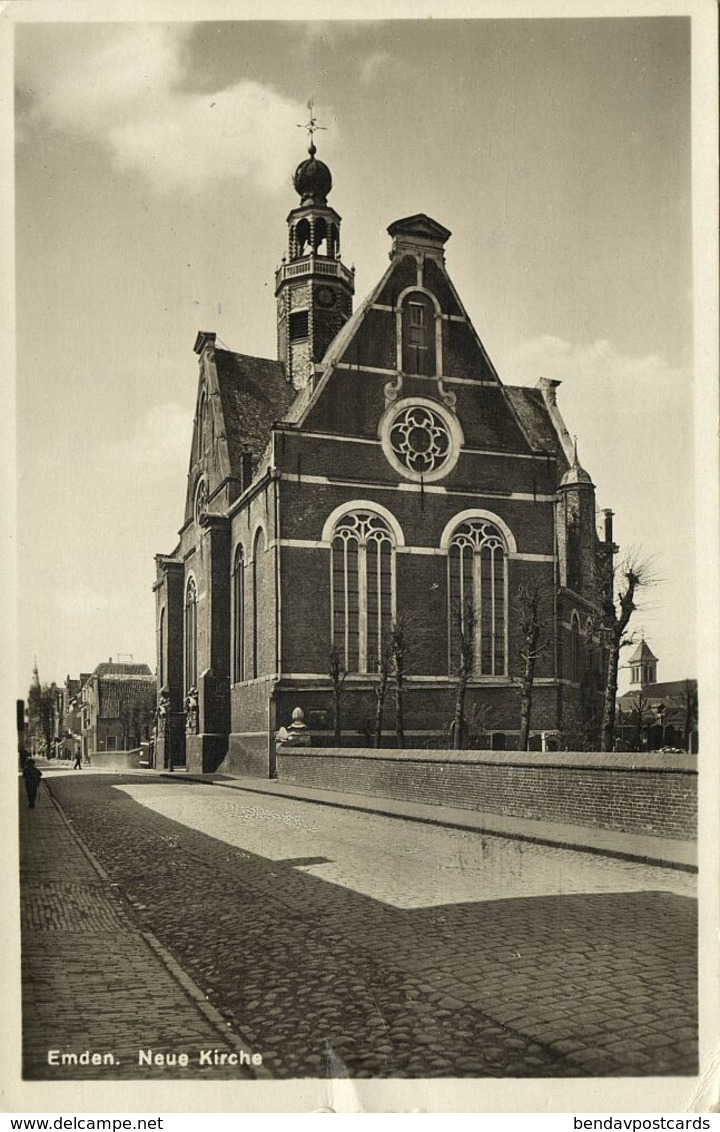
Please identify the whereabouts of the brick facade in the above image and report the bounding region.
[153,149,616,777]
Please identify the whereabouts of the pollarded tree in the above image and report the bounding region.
[513,582,552,752]
[450,599,476,750]
[600,555,657,752]
[328,645,348,745]
[390,616,411,748]
[370,633,393,749]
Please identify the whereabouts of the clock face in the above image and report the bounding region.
[316,285,336,309]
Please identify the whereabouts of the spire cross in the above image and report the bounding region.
[297,99,326,154]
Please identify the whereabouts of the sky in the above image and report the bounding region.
[8,7,711,699]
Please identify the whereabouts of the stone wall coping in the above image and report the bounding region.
[278,747,697,775]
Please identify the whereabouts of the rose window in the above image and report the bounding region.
[389,405,452,475]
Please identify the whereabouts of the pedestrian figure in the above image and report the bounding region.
[23,757,42,809]
[73,749,82,769]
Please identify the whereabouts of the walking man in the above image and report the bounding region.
[73,748,82,770]
[22,757,42,809]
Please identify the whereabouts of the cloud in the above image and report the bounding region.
[503,335,692,450]
[359,50,391,84]
[504,335,679,387]
[504,335,697,684]
[17,24,306,193]
[58,584,110,622]
[125,401,192,476]
[505,333,693,460]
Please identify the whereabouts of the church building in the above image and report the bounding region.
[153,136,616,776]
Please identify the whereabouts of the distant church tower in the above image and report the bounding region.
[275,121,354,388]
[628,638,658,687]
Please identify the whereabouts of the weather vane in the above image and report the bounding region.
[297,99,326,149]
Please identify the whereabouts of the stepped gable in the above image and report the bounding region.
[214,349,297,474]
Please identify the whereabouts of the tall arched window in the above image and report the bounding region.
[233,546,245,683]
[252,529,264,680]
[448,519,508,676]
[158,608,165,688]
[184,576,198,692]
[585,617,594,678]
[332,511,394,673]
[570,615,581,683]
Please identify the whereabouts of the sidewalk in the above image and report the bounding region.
[19,774,268,1080]
[159,770,697,872]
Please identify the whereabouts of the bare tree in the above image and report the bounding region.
[514,582,551,751]
[119,688,156,749]
[450,600,476,750]
[615,704,629,751]
[371,635,393,749]
[464,700,495,749]
[600,555,656,751]
[328,645,348,745]
[683,679,698,753]
[624,688,655,750]
[560,701,597,752]
[390,617,410,748]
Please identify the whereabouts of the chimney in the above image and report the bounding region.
[603,509,614,544]
[193,331,217,357]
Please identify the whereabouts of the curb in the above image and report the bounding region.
[42,779,272,1080]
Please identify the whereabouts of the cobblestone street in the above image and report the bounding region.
[20,769,698,1080]
[20,772,262,1081]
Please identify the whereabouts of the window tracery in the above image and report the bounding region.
[184,576,197,694]
[331,511,394,673]
[448,519,508,677]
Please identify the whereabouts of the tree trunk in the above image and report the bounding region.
[374,681,387,748]
[453,669,468,750]
[333,687,342,745]
[395,671,404,748]
[600,633,620,751]
[517,651,536,752]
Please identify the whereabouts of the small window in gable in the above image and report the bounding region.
[401,292,436,375]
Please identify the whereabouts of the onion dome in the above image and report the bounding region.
[293,143,332,205]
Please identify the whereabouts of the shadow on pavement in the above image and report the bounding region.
[23,774,697,1080]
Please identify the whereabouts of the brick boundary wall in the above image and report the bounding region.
[86,749,145,771]
[275,748,697,840]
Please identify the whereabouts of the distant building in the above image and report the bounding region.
[55,674,90,760]
[617,641,698,752]
[79,661,156,759]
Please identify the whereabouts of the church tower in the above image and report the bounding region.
[275,119,354,389]
[628,639,658,688]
